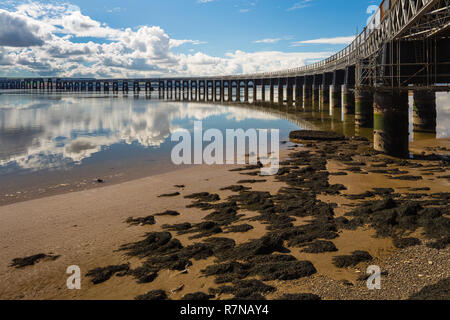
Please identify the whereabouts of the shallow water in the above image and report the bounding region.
[0,90,448,202]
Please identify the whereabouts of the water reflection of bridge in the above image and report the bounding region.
[1,0,449,157]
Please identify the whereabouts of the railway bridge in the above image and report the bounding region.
[1,0,450,157]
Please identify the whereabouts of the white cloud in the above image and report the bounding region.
[0,1,332,78]
[292,36,356,45]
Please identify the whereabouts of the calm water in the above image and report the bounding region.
[0,90,449,200]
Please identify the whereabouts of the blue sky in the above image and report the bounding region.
[0,0,381,78]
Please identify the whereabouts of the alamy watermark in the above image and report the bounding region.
[170,121,280,175]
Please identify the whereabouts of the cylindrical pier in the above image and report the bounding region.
[278,79,283,106]
[269,80,274,104]
[303,85,312,109]
[312,84,320,102]
[355,88,374,128]
[330,85,341,109]
[342,85,355,115]
[373,90,409,158]
[413,90,437,133]
[244,81,249,103]
[286,80,293,107]
[320,85,330,107]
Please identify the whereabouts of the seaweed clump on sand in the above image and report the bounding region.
[181,292,215,300]
[209,279,276,300]
[392,237,421,249]
[202,254,316,283]
[408,278,450,300]
[332,251,373,268]
[342,198,450,246]
[10,253,60,269]
[277,293,321,300]
[116,231,237,284]
[300,240,338,253]
[126,215,155,226]
[135,290,169,300]
[289,130,346,141]
[86,264,130,284]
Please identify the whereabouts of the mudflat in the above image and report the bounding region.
[0,137,449,300]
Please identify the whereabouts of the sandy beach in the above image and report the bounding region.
[0,136,449,300]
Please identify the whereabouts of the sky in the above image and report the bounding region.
[0,0,382,78]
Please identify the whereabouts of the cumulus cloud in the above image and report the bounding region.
[0,1,332,78]
[0,9,45,47]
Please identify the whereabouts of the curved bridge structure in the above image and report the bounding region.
[1,0,450,157]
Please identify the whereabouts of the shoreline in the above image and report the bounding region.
[0,136,449,300]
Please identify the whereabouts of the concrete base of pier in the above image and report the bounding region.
[342,85,355,115]
[413,90,437,133]
[374,90,409,158]
[355,88,374,128]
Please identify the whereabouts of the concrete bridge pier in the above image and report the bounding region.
[220,81,225,102]
[261,82,266,103]
[295,77,303,108]
[252,80,257,104]
[190,81,197,101]
[342,85,355,115]
[175,81,181,100]
[355,88,374,128]
[113,82,118,92]
[413,90,437,134]
[330,85,342,109]
[227,81,233,102]
[104,82,110,92]
[244,81,249,103]
[158,81,164,98]
[236,81,241,102]
[374,89,409,158]
[277,78,284,106]
[183,81,189,100]
[269,79,274,104]
[286,78,294,107]
[320,84,330,109]
[303,85,312,110]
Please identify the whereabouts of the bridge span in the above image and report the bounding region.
[1,0,450,157]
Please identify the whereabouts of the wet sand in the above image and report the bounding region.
[0,137,448,300]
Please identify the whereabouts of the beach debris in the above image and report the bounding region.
[171,284,184,294]
[96,179,104,183]
[10,253,60,269]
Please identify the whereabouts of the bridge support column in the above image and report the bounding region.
[413,90,437,134]
[295,78,303,107]
[252,81,257,103]
[374,90,409,158]
[269,80,274,104]
[355,88,373,128]
[342,85,355,115]
[330,85,341,109]
[303,85,312,109]
[320,85,329,108]
[227,81,232,102]
[286,79,293,107]
[261,82,265,102]
[244,81,249,103]
[312,84,320,102]
[278,79,284,106]
[234,81,240,102]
